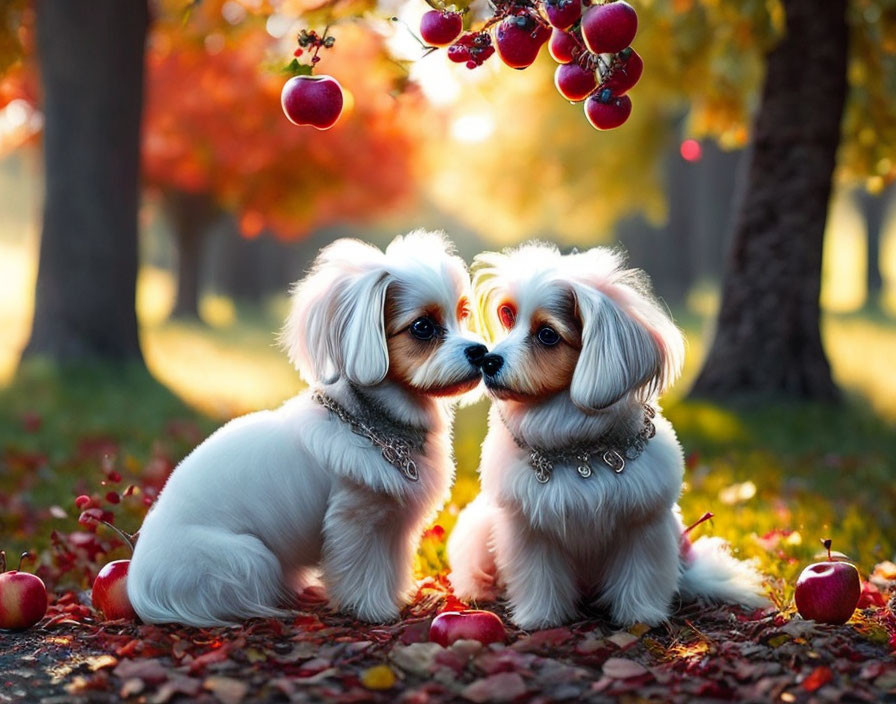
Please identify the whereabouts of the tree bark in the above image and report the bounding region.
[162,190,219,319]
[689,0,847,402]
[25,0,148,363]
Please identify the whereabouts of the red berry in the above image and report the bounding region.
[544,0,582,30]
[582,1,638,54]
[75,495,91,509]
[548,29,578,64]
[448,44,471,63]
[555,62,597,102]
[281,75,344,131]
[495,12,551,70]
[449,32,495,69]
[584,92,632,130]
[420,10,463,47]
[601,47,643,95]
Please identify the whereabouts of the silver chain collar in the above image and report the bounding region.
[312,389,426,482]
[501,405,657,484]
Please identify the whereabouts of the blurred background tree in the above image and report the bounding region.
[0,0,894,402]
[144,3,429,318]
[22,1,148,363]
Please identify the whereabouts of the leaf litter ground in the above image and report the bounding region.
[2,575,895,703]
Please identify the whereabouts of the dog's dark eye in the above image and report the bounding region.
[536,326,560,346]
[410,317,437,341]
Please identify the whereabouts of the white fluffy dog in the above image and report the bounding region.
[128,231,487,627]
[447,243,768,629]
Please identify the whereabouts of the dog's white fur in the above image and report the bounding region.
[448,243,768,629]
[128,231,484,627]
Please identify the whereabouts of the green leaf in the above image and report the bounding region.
[282,59,313,77]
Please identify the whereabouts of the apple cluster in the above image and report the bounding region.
[420,0,642,130]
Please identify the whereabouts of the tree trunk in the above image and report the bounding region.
[689,0,847,402]
[25,0,148,362]
[858,186,889,301]
[162,190,219,319]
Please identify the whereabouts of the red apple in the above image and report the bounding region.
[495,12,551,70]
[582,1,638,55]
[92,560,136,620]
[544,0,582,31]
[548,29,578,64]
[281,75,344,130]
[0,552,47,630]
[420,10,464,47]
[555,63,597,102]
[601,47,643,95]
[585,91,632,130]
[794,539,861,625]
[429,610,506,647]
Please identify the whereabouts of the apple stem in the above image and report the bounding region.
[17,551,32,571]
[0,550,5,574]
[822,538,832,561]
[84,515,136,553]
[389,16,432,53]
[682,511,715,537]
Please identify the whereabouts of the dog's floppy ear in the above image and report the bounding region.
[569,283,670,411]
[282,239,392,386]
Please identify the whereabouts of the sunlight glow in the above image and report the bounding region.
[0,100,43,155]
[450,113,495,143]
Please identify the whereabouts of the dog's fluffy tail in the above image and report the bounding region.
[678,535,770,609]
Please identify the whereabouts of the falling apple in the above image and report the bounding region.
[429,610,506,647]
[281,75,344,130]
[92,560,136,621]
[794,539,861,625]
[0,551,48,630]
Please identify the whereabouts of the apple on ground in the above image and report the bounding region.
[92,559,137,620]
[429,610,506,647]
[0,551,48,630]
[281,75,344,130]
[794,539,861,625]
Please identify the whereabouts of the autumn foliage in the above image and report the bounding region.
[144,6,432,239]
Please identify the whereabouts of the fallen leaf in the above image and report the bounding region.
[857,581,886,609]
[204,676,249,704]
[602,657,649,679]
[112,658,169,684]
[390,642,442,675]
[461,672,527,703]
[85,654,118,671]
[607,631,639,650]
[360,664,396,690]
[801,666,833,692]
[150,676,201,704]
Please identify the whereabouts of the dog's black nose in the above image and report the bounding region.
[464,344,488,367]
[480,354,504,376]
